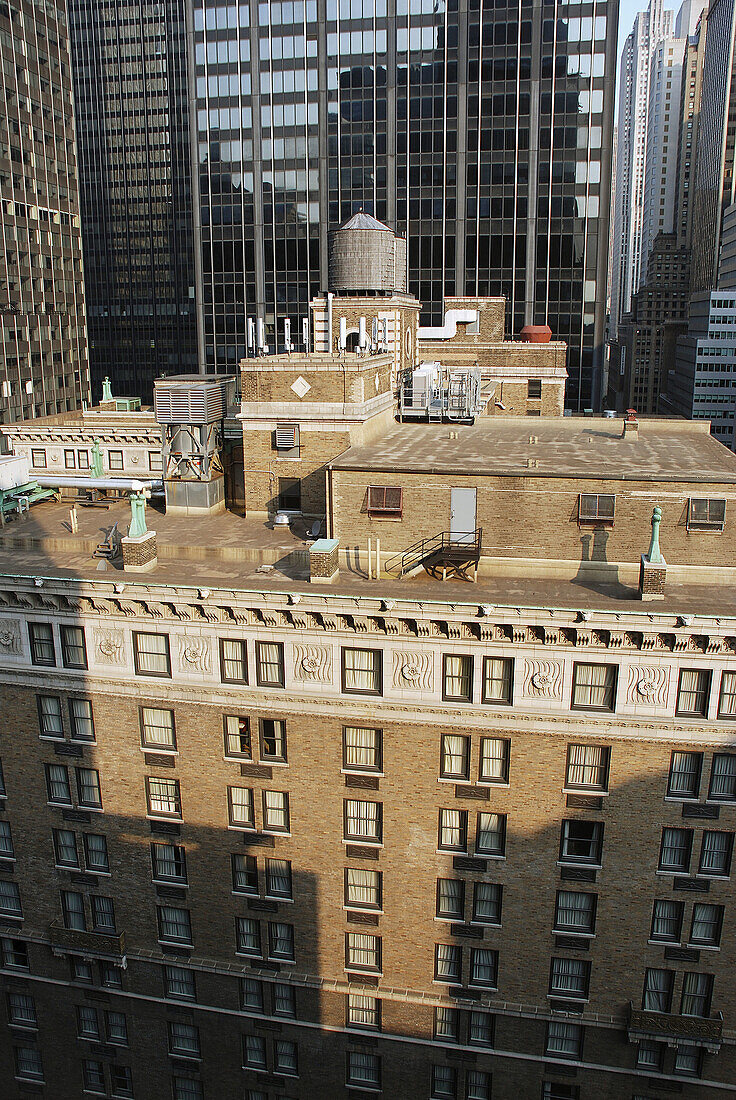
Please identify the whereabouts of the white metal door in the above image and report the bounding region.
[450,487,477,542]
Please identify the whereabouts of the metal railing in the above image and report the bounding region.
[384,528,483,578]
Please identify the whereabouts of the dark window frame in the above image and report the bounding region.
[223,714,251,759]
[132,631,172,678]
[571,662,617,712]
[342,725,383,772]
[578,493,615,524]
[255,640,285,688]
[442,653,474,702]
[559,819,604,866]
[138,706,176,752]
[60,625,87,670]
[341,646,383,696]
[259,718,287,763]
[366,485,403,517]
[28,622,55,667]
[218,637,248,684]
[676,668,711,718]
[481,656,513,705]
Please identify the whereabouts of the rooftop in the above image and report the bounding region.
[1,499,735,622]
[330,416,736,483]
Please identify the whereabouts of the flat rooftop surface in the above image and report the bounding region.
[0,500,734,620]
[330,417,736,482]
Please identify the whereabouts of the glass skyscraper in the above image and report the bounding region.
[194,0,618,410]
[68,0,198,402]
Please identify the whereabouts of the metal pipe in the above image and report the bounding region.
[327,291,334,352]
[34,476,164,493]
[367,537,372,580]
[376,537,380,579]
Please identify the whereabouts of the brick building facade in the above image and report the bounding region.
[0,566,735,1098]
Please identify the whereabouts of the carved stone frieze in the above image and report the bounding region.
[0,618,21,654]
[523,659,564,699]
[626,664,670,707]
[178,636,211,674]
[392,650,434,691]
[293,643,332,682]
[95,629,126,665]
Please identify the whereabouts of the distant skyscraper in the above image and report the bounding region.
[611,0,674,336]
[689,0,736,294]
[68,0,198,402]
[191,0,619,411]
[0,0,89,423]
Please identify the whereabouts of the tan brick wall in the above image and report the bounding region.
[1,665,734,1097]
[483,380,565,417]
[241,355,394,405]
[331,468,736,566]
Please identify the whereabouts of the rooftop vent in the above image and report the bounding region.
[154,376,234,425]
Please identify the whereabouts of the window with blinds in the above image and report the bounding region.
[565,744,610,791]
[443,654,473,701]
[436,878,464,919]
[667,751,702,798]
[345,868,382,910]
[571,662,617,710]
[366,485,403,516]
[342,647,382,695]
[554,890,597,934]
[219,638,247,683]
[140,707,175,750]
[658,827,693,873]
[718,671,736,717]
[479,738,510,783]
[133,632,171,677]
[549,957,589,998]
[228,786,255,829]
[37,695,63,738]
[482,656,513,704]
[343,726,382,771]
[650,899,683,942]
[344,799,382,842]
[676,669,711,717]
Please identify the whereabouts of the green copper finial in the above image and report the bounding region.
[648,505,663,564]
[91,439,104,478]
[129,490,148,538]
[102,377,113,402]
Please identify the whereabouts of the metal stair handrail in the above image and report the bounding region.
[384,528,482,578]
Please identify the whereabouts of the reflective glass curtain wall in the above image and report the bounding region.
[195,0,617,409]
[69,0,197,402]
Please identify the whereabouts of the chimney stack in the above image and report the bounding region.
[622,408,639,438]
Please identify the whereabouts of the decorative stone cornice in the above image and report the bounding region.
[0,579,734,657]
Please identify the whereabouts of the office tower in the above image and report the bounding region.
[610,232,690,412]
[610,0,673,336]
[639,34,687,274]
[192,0,618,411]
[662,204,736,448]
[608,0,705,413]
[689,0,736,294]
[0,0,89,424]
[68,0,198,402]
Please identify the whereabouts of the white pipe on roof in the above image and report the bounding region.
[418,309,480,340]
[34,476,164,493]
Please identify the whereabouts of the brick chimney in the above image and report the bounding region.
[622,408,639,438]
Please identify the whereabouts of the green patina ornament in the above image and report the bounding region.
[102,377,113,402]
[91,439,104,478]
[129,490,148,538]
[647,505,663,564]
